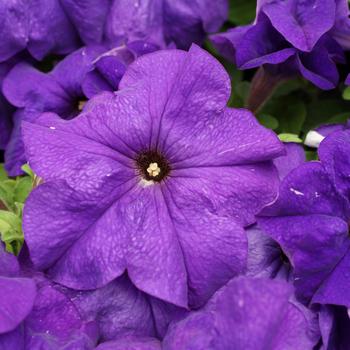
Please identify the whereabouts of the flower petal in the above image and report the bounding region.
[121,185,188,308]
[96,337,161,350]
[297,44,339,90]
[26,0,79,60]
[120,44,231,150]
[170,163,280,227]
[3,62,70,111]
[262,0,336,52]
[23,179,135,287]
[319,129,350,201]
[68,274,156,341]
[164,277,319,350]
[164,108,284,168]
[60,0,110,45]
[0,2,27,62]
[22,106,137,192]
[235,14,296,69]
[164,172,248,308]
[0,276,36,333]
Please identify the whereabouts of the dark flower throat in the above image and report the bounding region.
[136,150,171,182]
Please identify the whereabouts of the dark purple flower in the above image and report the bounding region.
[22,45,283,309]
[82,41,159,98]
[246,225,292,280]
[60,0,228,50]
[211,0,346,89]
[331,0,350,50]
[0,245,98,349]
[258,129,350,307]
[162,277,320,350]
[0,246,36,336]
[273,142,306,180]
[62,273,187,342]
[2,46,104,175]
[346,74,350,85]
[0,60,16,150]
[0,0,80,62]
[319,305,350,349]
[96,336,161,350]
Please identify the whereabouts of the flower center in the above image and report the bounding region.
[136,150,170,182]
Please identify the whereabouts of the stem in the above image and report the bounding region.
[246,66,286,114]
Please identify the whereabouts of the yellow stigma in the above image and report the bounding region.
[147,162,161,177]
[78,100,87,111]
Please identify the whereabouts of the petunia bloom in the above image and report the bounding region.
[245,225,292,280]
[0,246,36,338]
[62,273,187,342]
[318,305,350,350]
[258,128,350,307]
[23,45,284,309]
[0,245,98,350]
[162,277,320,350]
[2,46,104,175]
[82,41,159,98]
[211,0,347,90]
[0,60,16,150]
[61,0,228,50]
[0,0,80,62]
[96,336,161,350]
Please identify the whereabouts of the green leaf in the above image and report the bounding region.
[0,165,8,181]
[305,150,318,161]
[229,0,256,25]
[304,99,350,131]
[326,112,350,125]
[0,210,23,254]
[258,114,279,130]
[278,133,303,143]
[272,79,304,98]
[342,87,350,101]
[0,180,16,211]
[279,100,306,134]
[21,163,35,180]
[14,176,33,204]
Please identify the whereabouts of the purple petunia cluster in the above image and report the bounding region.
[1,0,350,349]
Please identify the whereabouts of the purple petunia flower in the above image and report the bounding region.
[346,74,350,85]
[273,142,306,180]
[258,128,350,308]
[245,225,292,280]
[2,41,160,175]
[331,0,350,50]
[0,246,36,338]
[82,41,159,98]
[0,0,80,62]
[0,60,16,150]
[61,273,187,342]
[0,244,98,350]
[96,336,161,350]
[2,46,104,175]
[22,45,284,309]
[162,277,320,350]
[245,144,305,280]
[211,0,347,90]
[61,0,228,50]
[318,305,350,349]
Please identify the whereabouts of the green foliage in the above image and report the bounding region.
[260,95,306,135]
[229,0,256,25]
[342,87,350,101]
[278,134,302,143]
[258,114,279,130]
[0,164,35,254]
